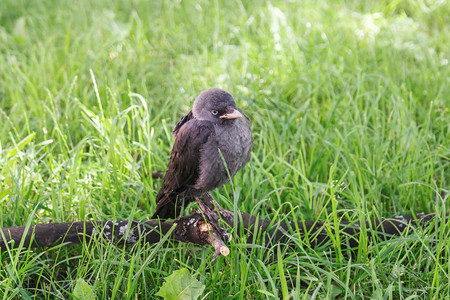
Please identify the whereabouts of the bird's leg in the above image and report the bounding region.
[204,192,234,223]
[195,196,219,223]
[195,196,231,243]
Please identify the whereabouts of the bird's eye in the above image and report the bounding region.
[211,110,218,116]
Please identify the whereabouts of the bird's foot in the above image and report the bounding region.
[195,196,219,223]
[205,192,235,223]
[195,196,231,245]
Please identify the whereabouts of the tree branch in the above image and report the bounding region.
[0,211,439,257]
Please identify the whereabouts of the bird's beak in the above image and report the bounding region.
[220,108,243,119]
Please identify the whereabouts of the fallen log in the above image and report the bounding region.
[0,211,439,258]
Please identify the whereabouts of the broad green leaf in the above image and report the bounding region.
[73,279,95,300]
[155,268,205,300]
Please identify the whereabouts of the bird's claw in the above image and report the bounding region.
[195,196,219,223]
[204,193,235,223]
[195,196,232,258]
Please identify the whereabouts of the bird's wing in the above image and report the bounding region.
[152,119,214,219]
[172,110,193,138]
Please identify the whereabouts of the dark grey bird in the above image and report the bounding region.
[151,88,253,220]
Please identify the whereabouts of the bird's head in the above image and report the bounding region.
[192,88,243,122]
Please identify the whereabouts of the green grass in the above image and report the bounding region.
[0,0,449,298]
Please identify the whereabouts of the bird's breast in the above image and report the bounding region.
[194,117,252,192]
[216,120,252,169]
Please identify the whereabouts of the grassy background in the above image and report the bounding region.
[0,0,449,298]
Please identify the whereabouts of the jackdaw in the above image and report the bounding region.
[151,88,253,220]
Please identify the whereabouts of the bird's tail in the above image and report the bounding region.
[151,201,177,220]
[151,193,184,220]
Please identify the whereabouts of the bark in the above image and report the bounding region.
[0,211,439,257]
